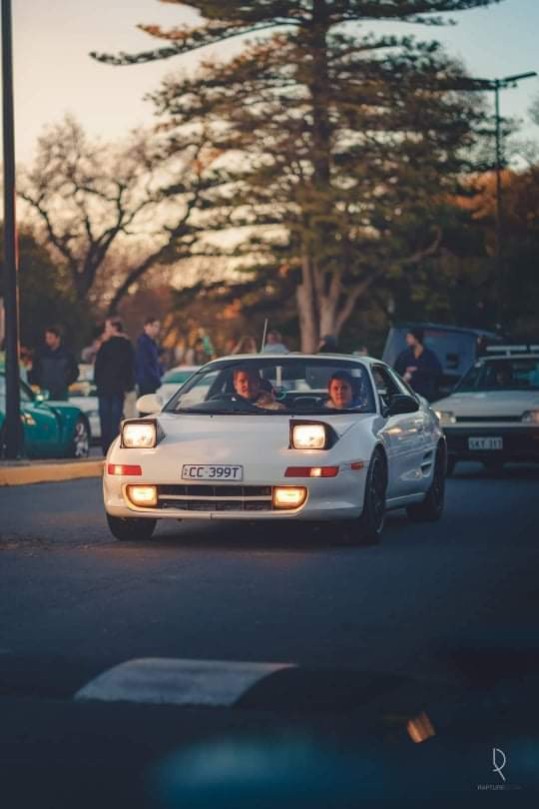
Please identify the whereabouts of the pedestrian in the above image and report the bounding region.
[262,329,289,354]
[394,328,441,401]
[318,334,338,353]
[135,316,163,395]
[94,317,135,455]
[28,325,78,400]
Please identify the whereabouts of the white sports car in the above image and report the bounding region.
[103,354,446,545]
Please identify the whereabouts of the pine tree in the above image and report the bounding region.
[93,1,501,350]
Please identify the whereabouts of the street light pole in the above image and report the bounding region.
[1,0,23,458]
[470,71,537,327]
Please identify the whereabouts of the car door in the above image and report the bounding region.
[371,364,425,499]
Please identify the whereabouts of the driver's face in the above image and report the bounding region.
[329,379,353,409]
[234,371,261,401]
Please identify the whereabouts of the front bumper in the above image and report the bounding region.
[103,466,367,522]
[444,425,539,462]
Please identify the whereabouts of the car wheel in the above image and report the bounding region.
[69,416,90,459]
[106,513,157,542]
[446,455,457,477]
[339,449,387,546]
[407,447,445,523]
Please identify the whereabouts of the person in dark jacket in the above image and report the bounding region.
[94,317,135,454]
[394,328,442,401]
[135,316,163,395]
[28,326,78,400]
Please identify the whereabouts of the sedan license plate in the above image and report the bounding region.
[182,464,243,481]
[468,437,503,451]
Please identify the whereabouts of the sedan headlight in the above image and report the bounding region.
[522,410,539,425]
[121,420,160,448]
[434,410,457,426]
[291,422,331,450]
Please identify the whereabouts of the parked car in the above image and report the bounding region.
[68,363,100,441]
[0,372,90,458]
[103,354,446,543]
[382,323,501,397]
[156,365,200,405]
[433,345,539,474]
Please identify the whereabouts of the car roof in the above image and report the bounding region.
[481,354,539,362]
[212,352,376,362]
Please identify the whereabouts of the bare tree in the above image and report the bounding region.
[19,116,210,313]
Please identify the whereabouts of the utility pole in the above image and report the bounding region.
[1,0,23,458]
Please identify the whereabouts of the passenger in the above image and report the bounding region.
[326,371,362,410]
[232,367,285,411]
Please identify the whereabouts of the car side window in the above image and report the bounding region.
[386,367,416,398]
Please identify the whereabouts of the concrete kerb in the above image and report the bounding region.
[0,458,103,486]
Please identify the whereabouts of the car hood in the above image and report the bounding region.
[433,390,539,418]
[157,411,369,449]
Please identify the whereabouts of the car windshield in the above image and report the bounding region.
[164,357,376,415]
[455,358,539,392]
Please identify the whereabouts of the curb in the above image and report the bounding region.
[0,459,103,486]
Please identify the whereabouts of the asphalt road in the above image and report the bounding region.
[1,463,539,807]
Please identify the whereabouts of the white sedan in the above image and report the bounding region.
[103,354,446,545]
[433,347,539,473]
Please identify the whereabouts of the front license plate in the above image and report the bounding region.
[468,437,503,451]
[181,464,244,481]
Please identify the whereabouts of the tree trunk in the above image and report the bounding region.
[297,252,319,352]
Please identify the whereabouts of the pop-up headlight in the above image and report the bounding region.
[290,422,333,450]
[121,420,161,449]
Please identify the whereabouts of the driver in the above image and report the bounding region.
[232,367,285,411]
[326,371,362,410]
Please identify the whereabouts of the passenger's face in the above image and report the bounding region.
[329,379,353,409]
[234,371,260,401]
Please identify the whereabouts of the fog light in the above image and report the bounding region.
[127,485,157,507]
[273,486,307,509]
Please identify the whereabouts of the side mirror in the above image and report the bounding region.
[387,394,420,416]
[136,393,161,415]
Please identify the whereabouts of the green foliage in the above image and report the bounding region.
[93,0,503,349]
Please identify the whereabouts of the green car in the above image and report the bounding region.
[0,372,90,459]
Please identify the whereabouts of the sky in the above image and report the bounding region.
[5,0,539,164]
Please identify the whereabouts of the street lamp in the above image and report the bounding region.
[1,0,22,458]
[472,71,537,324]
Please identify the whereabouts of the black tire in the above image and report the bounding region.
[446,455,457,477]
[106,513,157,542]
[407,447,445,522]
[339,449,387,546]
[68,416,90,459]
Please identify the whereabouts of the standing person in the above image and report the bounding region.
[135,316,163,395]
[262,329,289,354]
[394,328,441,401]
[94,317,135,455]
[28,325,78,400]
